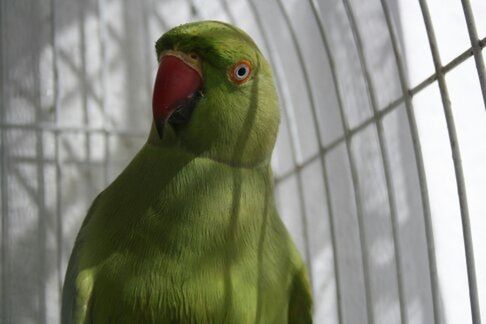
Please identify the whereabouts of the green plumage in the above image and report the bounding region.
[62,21,312,323]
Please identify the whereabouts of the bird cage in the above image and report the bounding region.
[0,0,485,323]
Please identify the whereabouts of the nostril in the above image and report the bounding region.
[189,53,199,60]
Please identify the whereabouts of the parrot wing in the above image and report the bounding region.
[288,265,313,324]
[61,193,102,324]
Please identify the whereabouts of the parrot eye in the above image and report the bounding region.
[229,60,252,84]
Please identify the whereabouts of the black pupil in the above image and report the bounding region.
[237,67,247,77]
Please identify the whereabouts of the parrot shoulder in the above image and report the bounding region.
[61,192,103,324]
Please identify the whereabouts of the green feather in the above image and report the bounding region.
[62,20,312,324]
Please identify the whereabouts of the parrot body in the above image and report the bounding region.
[62,21,312,324]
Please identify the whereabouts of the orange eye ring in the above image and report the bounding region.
[229,60,252,84]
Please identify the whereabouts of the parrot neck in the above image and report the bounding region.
[146,121,271,169]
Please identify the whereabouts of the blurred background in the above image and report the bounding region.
[0,0,485,323]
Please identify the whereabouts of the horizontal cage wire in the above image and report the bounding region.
[0,0,485,323]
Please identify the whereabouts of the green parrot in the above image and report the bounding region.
[62,20,312,324]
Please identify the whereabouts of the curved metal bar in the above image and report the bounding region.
[460,0,486,110]
[95,0,110,186]
[378,0,440,322]
[31,1,48,320]
[418,0,481,323]
[273,0,373,322]
[140,0,155,108]
[242,0,315,289]
[339,0,406,322]
[0,0,9,319]
[50,0,63,301]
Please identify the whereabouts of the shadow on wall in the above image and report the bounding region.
[1,0,153,322]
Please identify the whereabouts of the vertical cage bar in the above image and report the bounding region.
[418,1,481,323]
[245,0,315,290]
[78,0,92,207]
[273,0,373,322]
[307,1,380,322]
[379,0,441,322]
[300,0,346,316]
[318,141,343,324]
[33,1,47,320]
[50,0,63,298]
[0,0,9,320]
[340,0,406,322]
[141,0,154,106]
[96,0,109,187]
[460,0,486,110]
[256,0,322,290]
[306,0,375,322]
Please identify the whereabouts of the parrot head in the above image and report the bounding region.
[149,20,279,167]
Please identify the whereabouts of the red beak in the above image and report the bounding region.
[152,54,203,138]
